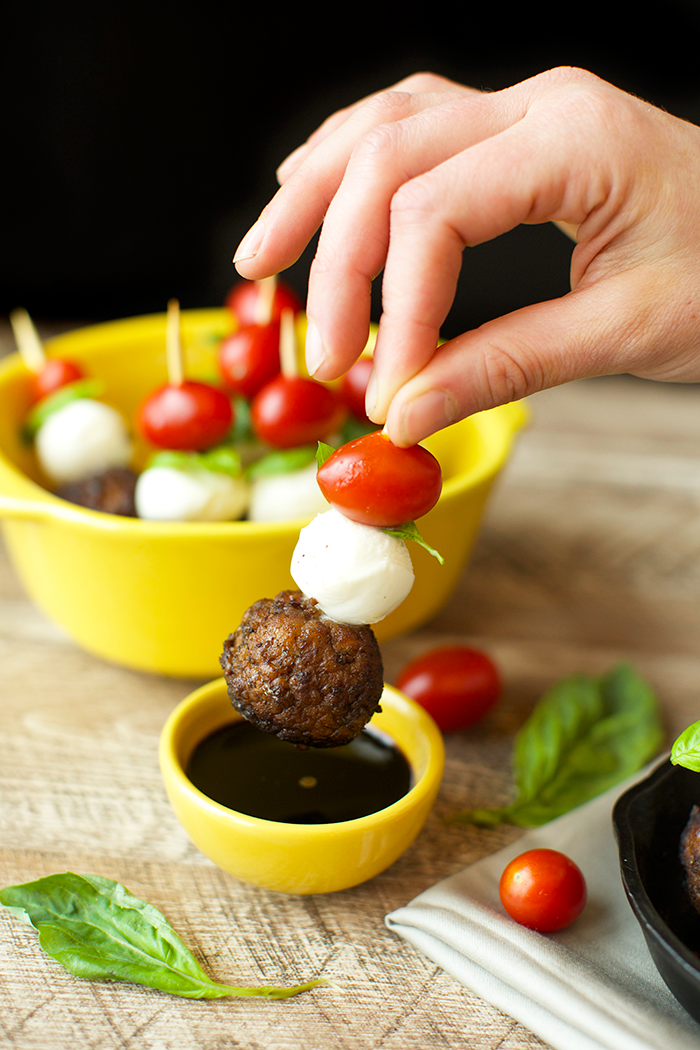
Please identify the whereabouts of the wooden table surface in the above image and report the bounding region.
[2,321,700,1049]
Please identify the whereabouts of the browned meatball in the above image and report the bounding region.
[220,590,384,748]
[57,467,138,517]
[681,805,700,913]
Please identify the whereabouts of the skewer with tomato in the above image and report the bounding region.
[249,309,346,450]
[14,309,133,488]
[245,310,337,522]
[138,299,233,453]
[11,308,86,404]
[218,277,284,401]
[291,428,443,625]
[135,301,248,522]
[224,274,302,327]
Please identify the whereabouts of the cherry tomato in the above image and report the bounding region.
[499,849,587,932]
[138,381,233,451]
[339,356,374,422]
[218,322,281,400]
[395,646,500,732]
[316,430,442,527]
[250,375,345,449]
[225,279,302,326]
[30,358,85,403]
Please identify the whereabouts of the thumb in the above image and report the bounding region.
[383,266,698,446]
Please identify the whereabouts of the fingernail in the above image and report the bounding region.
[400,389,459,444]
[233,220,264,265]
[276,144,306,183]
[365,369,378,420]
[305,321,325,376]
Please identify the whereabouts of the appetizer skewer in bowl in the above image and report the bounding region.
[0,308,526,677]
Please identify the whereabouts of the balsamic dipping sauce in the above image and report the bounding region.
[187,720,412,824]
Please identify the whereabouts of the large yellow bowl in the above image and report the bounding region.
[0,309,526,677]
[159,679,445,894]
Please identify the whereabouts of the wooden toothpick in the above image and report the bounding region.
[279,308,297,379]
[165,298,184,386]
[254,275,277,326]
[9,308,46,374]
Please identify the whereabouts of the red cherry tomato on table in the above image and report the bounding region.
[30,358,85,403]
[316,430,442,527]
[217,322,281,400]
[251,375,345,449]
[138,381,233,451]
[395,646,500,732]
[339,356,374,422]
[499,849,587,932]
[225,279,302,326]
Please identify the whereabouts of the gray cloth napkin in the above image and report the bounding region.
[386,770,700,1050]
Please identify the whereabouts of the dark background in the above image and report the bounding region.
[3,3,700,338]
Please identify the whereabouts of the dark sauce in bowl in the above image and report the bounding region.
[187,720,412,824]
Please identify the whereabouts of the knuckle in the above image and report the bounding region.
[537,65,601,92]
[397,71,450,93]
[311,239,380,284]
[535,67,629,129]
[352,121,403,165]
[362,89,414,122]
[309,247,341,279]
[390,177,435,221]
[479,339,542,405]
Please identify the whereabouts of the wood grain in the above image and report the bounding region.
[2,320,699,1048]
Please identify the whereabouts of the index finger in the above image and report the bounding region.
[234,85,475,279]
[275,72,471,184]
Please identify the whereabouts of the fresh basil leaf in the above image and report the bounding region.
[199,445,244,477]
[199,330,228,344]
[510,674,603,809]
[671,720,700,771]
[316,441,336,468]
[247,446,317,481]
[0,873,325,1000]
[382,521,444,564]
[339,416,381,443]
[149,446,243,478]
[229,397,253,444]
[22,379,105,442]
[449,663,664,827]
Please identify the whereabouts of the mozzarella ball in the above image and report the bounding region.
[248,462,330,522]
[135,466,249,522]
[35,398,132,485]
[291,508,414,624]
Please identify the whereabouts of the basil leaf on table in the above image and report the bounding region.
[0,873,325,1000]
[450,663,664,827]
[671,720,700,771]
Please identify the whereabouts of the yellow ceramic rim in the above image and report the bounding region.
[159,679,445,834]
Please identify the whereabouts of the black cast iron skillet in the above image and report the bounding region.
[613,759,700,1023]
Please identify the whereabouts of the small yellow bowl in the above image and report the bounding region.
[159,678,445,894]
[0,309,526,677]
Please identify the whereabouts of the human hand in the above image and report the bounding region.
[234,67,700,445]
